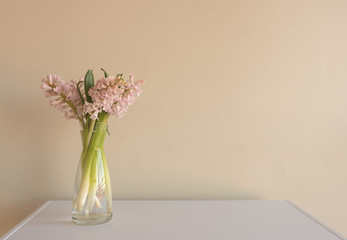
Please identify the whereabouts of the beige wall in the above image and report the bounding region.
[1,0,347,237]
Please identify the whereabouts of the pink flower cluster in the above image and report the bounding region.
[85,74,144,120]
[41,75,84,120]
[41,73,144,121]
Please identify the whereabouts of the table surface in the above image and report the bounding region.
[1,200,345,240]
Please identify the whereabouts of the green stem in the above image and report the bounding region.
[85,152,98,214]
[80,131,88,170]
[74,127,103,211]
[86,119,96,146]
[97,128,112,213]
[80,119,96,168]
[73,114,110,211]
[101,147,112,213]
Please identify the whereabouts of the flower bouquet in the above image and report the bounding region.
[41,69,144,225]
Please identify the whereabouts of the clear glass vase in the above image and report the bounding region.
[72,121,112,225]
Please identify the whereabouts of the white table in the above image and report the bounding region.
[2,200,345,240]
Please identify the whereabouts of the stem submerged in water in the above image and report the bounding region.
[73,114,111,213]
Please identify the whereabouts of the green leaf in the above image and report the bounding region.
[101,68,109,78]
[84,69,94,103]
[76,81,85,104]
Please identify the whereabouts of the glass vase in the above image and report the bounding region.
[72,121,112,225]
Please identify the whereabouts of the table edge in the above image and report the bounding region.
[1,201,52,240]
[286,201,346,240]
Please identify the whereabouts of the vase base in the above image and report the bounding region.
[72,213,112,225]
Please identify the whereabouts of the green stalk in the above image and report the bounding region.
[86,119,96,146]
[100,138,112,213]
[81,119,96,168]
[73,114,109,211]
[73,127,103,211]
[85,152,98,214]
[80,130,88,170]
